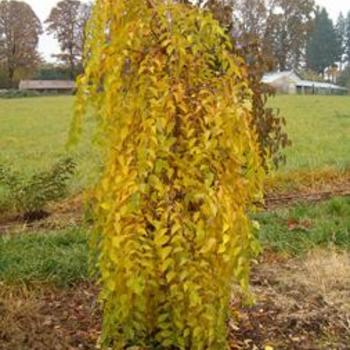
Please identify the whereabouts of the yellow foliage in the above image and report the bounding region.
[73,0,264,349]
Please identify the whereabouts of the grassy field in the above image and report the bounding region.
[0,96,75,171]
[269,95,350,172]
[0,95,350,191]
[0,96,99,192]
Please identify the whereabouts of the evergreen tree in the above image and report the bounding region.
[306,7,339,75]
[345,11,350,64]
[336,12,346,69]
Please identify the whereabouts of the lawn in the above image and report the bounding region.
[0,96,76,171]
[0,226,88,286]
[269,95,350,172]
[0,96,99,192]
[1,95,350,192]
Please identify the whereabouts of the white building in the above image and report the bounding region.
[262,71,348,95]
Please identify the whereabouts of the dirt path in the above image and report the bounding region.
[1,251,349,350]
[265,184,350,209]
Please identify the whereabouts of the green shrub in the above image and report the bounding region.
[0,89,73,99]
[0,158,76,220]
[0,89,41,99]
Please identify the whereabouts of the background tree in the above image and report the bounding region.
[337,64,350,87]
[34,62,72,80]
[232,0,268,40]
[306,7,339,75]
[264,0,315,70]
[345,11,350,65]
[45,0,91,79]
[335,12,346,70]
[0,0,42,87]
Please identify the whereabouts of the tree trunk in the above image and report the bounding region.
[8,66,15,88]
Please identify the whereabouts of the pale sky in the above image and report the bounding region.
[21,0,350,62]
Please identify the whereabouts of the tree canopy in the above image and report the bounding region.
[306,7,340,74]
[0,0,42,87]
[45,0,91,79]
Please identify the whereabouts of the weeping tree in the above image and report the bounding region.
[72,0,264,348]
[180,0,291,169]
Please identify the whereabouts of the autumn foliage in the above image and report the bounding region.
[73,0,264,348]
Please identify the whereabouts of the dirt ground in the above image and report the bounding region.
[1,250,349,350]
[230,250,350,350]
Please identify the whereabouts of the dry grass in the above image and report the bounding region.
[265,167,350,194]
[229,250,350,349]
[300,249,350,314]
[0,285,43,347]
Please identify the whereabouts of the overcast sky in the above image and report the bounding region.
[21,0,350,62]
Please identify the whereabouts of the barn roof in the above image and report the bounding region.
[295,80,347,90]
[262,71,302,84]
[19,80,75,90]
[262,71,347,91]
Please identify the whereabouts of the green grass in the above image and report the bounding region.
[0,198,349,286]
[0,226,88,286]
[0,96,99,192]
[0,96,75,170]
[256,196,350,254]
[269,95,350,172]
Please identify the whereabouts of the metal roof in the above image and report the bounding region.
[19,80,75,90]
[262,71,302,84]
[295,80,347,90]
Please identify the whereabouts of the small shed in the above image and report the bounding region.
[19,80,75,93]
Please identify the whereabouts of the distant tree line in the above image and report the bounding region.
[1,0,350,89]
[0,0,91,88]
[181,0,316,72]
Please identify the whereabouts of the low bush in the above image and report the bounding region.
[0,158,76,220]
[0,89,41,99]
[0,89,73,99]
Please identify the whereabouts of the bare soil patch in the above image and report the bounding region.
[230,250,350,349]
[265,185,350,209]
[265,169,350,209]
[0,282,100,350]
[0,195,83,235]
[1,251,349,350]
